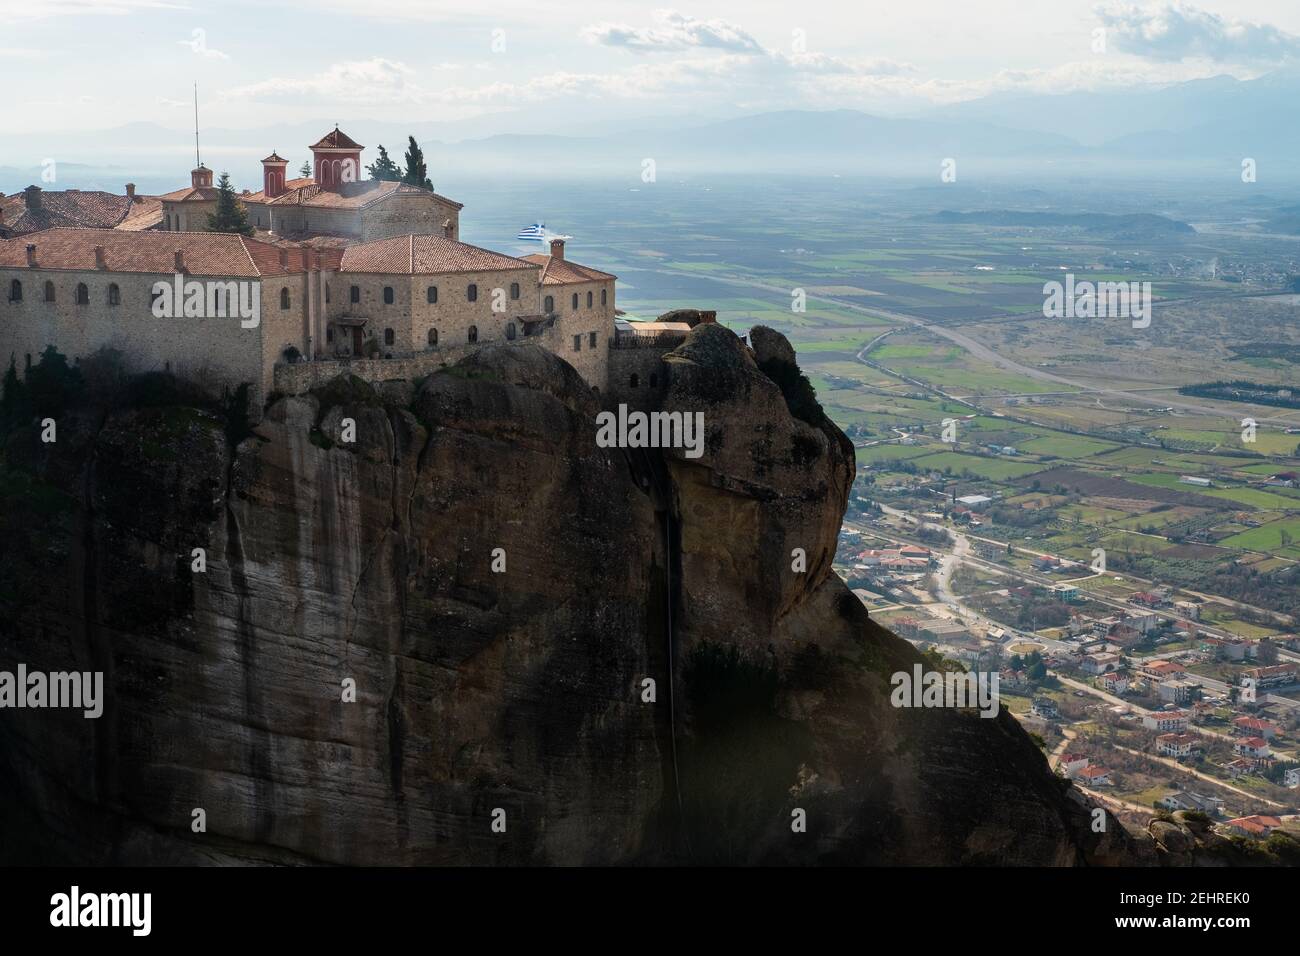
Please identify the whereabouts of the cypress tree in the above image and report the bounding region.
[206,172,254,236]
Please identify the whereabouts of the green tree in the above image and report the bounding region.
[206,172,254,236]
[25,345,83,418]
[401,135,433,191]
[366,145,402,182]
[299,160,311,178]
[1,353,31,433]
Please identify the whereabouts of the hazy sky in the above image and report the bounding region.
[3,0,1300,134]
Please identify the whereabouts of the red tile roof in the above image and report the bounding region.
[158,184,220,203]
[311,127,363,150]
[2,188,155,235]
[340,234,538,275]
[241,178,463,211]
[521,253,616,285]
[0,227,315,277]
[262,152,287,163]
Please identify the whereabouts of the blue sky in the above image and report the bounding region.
[4,0,1300,135]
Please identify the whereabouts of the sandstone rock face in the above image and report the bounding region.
[1,327,1139,865]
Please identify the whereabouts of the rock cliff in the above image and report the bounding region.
[0,325,1140,864]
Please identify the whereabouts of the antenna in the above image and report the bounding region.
[193,84,201,168]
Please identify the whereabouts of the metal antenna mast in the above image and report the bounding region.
[194,84,201,167]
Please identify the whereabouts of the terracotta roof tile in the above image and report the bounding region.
[1,188,146,235]
[310,127,364,150]
[0,227,315,277]
[241,178,463,211]
[340,234,538,275]
[521,253,616,285]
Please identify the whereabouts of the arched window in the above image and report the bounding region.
[630,373,639,388]
[544,295,554,313]
[601,288,607,306]
[427,285,438,304]
[587,291,593,308]
[383,286,394,305]
[350,285,360,304]
[510,282,520,300]
[384,328,394,346]
[427,328,438,347]
[280,288,290,310]
[468,325,478,343]
[571,293,579,310]
[506,322,516,340]
[325,284,331,303]
[108,283,120,306]
[467,283,478,302]
[76,283,89,305]
[43,281,55,303]
[8,279,21,302]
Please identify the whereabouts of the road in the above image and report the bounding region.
[1109,745,1289,811]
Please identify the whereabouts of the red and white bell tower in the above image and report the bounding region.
[310,126,364,190]
[261,151,288,198]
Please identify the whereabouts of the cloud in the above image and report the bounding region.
[0,0,184,24]
[1096,1,1300,62]
[582,9,763,55]
[226,58,425,104]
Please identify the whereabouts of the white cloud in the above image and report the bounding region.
[1096,1,1300,62]
[226,58,425,104]
[583,9,763,54]
[0,0,185,23]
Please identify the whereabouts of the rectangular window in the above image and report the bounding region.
[589,332,597,347]
[573,335,581,352]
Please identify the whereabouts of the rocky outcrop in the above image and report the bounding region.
[1,326,1141,865]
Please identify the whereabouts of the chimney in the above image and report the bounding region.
[549,238,565,261]
[25,243,37,267]
[443,219,453,239]
[174,249,185,273]
[279,248,289,269]
[94,246,107,270]
[125,183,136,200]
[23,185,42,211]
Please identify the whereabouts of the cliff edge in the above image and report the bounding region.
[0,325,1143,864]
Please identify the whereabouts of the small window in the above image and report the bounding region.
[279,288,290,309]
[587,291,593,308]
[506,322,516,340]
[544,295,554,313]
[510,282,520,300]
[76,283,89,305]
[573,334,581,352]
[427,285,438,304]
[571,293,579,310]
[43,281,55,303]
[350,285,360,304]
[384,328,394,346]
[326,326,334,343]
[467,283,478,302]
[601,288,607,306]
[589,332,597,348]
[108,283,120,306]
[427,328,438,347]
[468,325,478,343]
[630,373,639,388]
[9,279,21,302]
[325,285,331,303]
[383,286,394,305]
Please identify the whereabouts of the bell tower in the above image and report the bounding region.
[261,151,288,198]
[309,126,364,190]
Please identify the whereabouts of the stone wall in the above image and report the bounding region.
[272,326,591,396]
[362,193,460,241]
[606,341,676,408]
[1,266,291,406]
